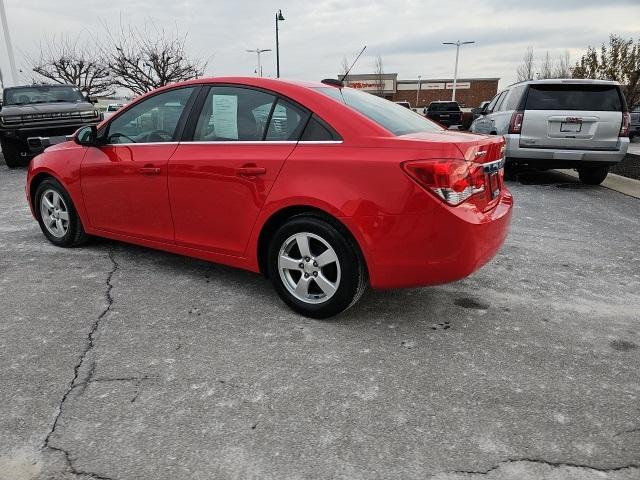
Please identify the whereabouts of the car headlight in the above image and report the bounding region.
[80,110,99,119]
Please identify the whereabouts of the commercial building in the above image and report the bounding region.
[341,73,499,109]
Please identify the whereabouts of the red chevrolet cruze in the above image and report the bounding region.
[26,77,513,318]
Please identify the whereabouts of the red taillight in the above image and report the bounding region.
[620,112,631,137]
[402,159,485,206]
[508,111,524,134]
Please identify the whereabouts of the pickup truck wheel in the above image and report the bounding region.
[267,216,367,319]
[0,138,22,168]
[577,166,609,185]
[35,178,88,247]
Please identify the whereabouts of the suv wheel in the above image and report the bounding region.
[1,137,23,168]
[267,215,367,319]
[577,166,609,185]
[35,178,88,247]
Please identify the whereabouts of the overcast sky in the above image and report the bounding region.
[1,0,639,90]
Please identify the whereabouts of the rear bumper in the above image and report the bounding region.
[504,134,629,166]
[343,189,514,290]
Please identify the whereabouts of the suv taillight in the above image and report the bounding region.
[402,159,485,206]
[620,112,631,137]
[508,111,524,134]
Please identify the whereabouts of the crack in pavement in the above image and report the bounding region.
[40,248,119,480]
[442,458,640,477]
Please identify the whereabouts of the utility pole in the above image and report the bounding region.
[416,75,421,108]
[0,0,18,86]
[246,48,271,77]
[275,10,285,78]
[443,40,474,102]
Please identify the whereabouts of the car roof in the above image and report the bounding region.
[506,78,621,88]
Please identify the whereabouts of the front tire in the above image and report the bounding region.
[578,166,609,185]
[35,178,88,247]
[267,215,367,319]
[1,137,23,168]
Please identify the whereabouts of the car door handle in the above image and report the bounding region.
[140,166,161,175]
[236,167,266,177]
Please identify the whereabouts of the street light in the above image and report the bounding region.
[0,0,18,86]
[275,9,285,78]
[416,75,421,108]
[246,48,271,77]
[443,40,474,102]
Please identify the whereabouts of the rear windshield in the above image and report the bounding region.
[525,84,623,112]
[316,87,442,136]
[428,102,460,112]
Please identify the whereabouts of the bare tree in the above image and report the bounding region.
[538,51,554,79]
[31,34,113,96]
[104,22,206,96]
[339,55,350,78]
[553,50,572,78]
[516,47,535,82]
[374,55,384,96]
[573,34,640,107]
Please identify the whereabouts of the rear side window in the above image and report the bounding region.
[265,98,309,141]
[301,115,341,141]
[525,84,623,111]
[502,85,526,111]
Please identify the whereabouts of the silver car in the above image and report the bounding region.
[470,79,630,185]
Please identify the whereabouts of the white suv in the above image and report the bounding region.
[470,79,631,185]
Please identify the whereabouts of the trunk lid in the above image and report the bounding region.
[519,83,624,151]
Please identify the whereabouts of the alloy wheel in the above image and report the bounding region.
[277,232,341,304]
[40,189,69,238]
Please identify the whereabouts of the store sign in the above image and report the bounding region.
[345,79,395,92]
[423,83,445,90]
[445,82,471,89]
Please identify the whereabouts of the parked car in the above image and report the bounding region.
[103,103,124,120]
[424,101,462,127]
[26,77,512,318]
[470,79,630,185]
[0,84,101,168]
[394,100,412,109]
[630,105,640,140]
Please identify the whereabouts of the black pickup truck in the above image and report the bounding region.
[0,84,101,167]
[424,101,462,128]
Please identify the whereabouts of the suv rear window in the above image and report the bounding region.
[428,102,460,112]
[525,84,623,112]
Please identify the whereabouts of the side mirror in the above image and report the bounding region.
[74,125,98,146]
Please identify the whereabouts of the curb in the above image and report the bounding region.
[555,169,640,199]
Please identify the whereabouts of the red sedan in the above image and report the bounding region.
[26,77,513,318]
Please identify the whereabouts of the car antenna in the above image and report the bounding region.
[321,45,367,88]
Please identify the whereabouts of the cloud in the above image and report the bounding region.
[0,0,638,89]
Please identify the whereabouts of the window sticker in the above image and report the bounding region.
[212,94,238,140]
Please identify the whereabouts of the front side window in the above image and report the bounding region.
[193,87,278,141]
[106,87,195,144]
[317,87,442,136]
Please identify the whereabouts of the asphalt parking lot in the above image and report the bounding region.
[0,159,639,480]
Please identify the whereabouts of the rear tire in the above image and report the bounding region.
[34,178,88,247]
[1,137,23,168]
[577,166,609,185]
[267,215,367,319]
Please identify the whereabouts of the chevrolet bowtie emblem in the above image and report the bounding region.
[474,151,487,157]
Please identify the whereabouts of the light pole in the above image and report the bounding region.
[416,75,421,108]
[0,0,18,86]
[246,48,271,77]
[443,40,474,102]
[275,9,285,78]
